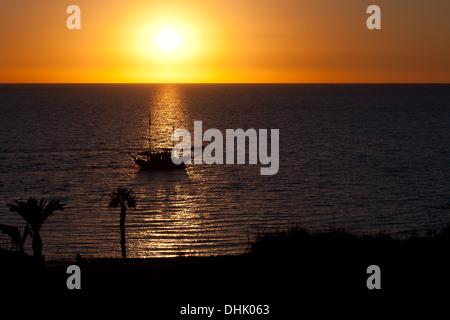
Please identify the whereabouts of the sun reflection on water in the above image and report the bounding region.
[128,85,220,257]
[147,84,190,150]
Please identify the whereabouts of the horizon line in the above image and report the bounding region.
[1,82,449,85]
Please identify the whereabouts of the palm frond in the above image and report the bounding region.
[42,199,66,222]
[7,197,65,226]
[8,199,34,225]
[109,196,121,208]
[127,197,136,209]
[109,188,137,209]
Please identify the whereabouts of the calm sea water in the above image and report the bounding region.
[1,84,450,258]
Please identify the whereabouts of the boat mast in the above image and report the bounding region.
[172,124,175,149]
[148,114,152,161]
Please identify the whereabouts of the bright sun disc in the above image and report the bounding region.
[157,30,180,51]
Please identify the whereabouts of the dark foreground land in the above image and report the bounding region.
[1,226,449,316]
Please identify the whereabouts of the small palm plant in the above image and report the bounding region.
[0,224,31,253]
[108,188,136,259]
[7,198,66,258]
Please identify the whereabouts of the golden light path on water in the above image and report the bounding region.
[149,84,190,149]
[126,85,221,257]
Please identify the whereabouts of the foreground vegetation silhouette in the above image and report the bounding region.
[108,187,136,259]
[1,218,449,313]
[7,198,65,258]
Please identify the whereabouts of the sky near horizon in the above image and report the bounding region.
[0,0,449,83]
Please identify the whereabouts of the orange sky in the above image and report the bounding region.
[1,0,449,83]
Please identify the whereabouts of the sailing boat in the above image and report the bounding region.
[129,118,186,170]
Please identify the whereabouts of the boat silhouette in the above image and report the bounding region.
[129,118,186,171]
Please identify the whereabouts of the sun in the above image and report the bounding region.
[134,21,200,64]
[157,30,180,51]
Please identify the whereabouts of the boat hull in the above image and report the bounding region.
[134,159,186,170]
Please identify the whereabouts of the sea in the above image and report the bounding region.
[0,84,449,259]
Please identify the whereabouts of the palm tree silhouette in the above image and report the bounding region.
[7,198,66,258]
[108,188,136,259]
